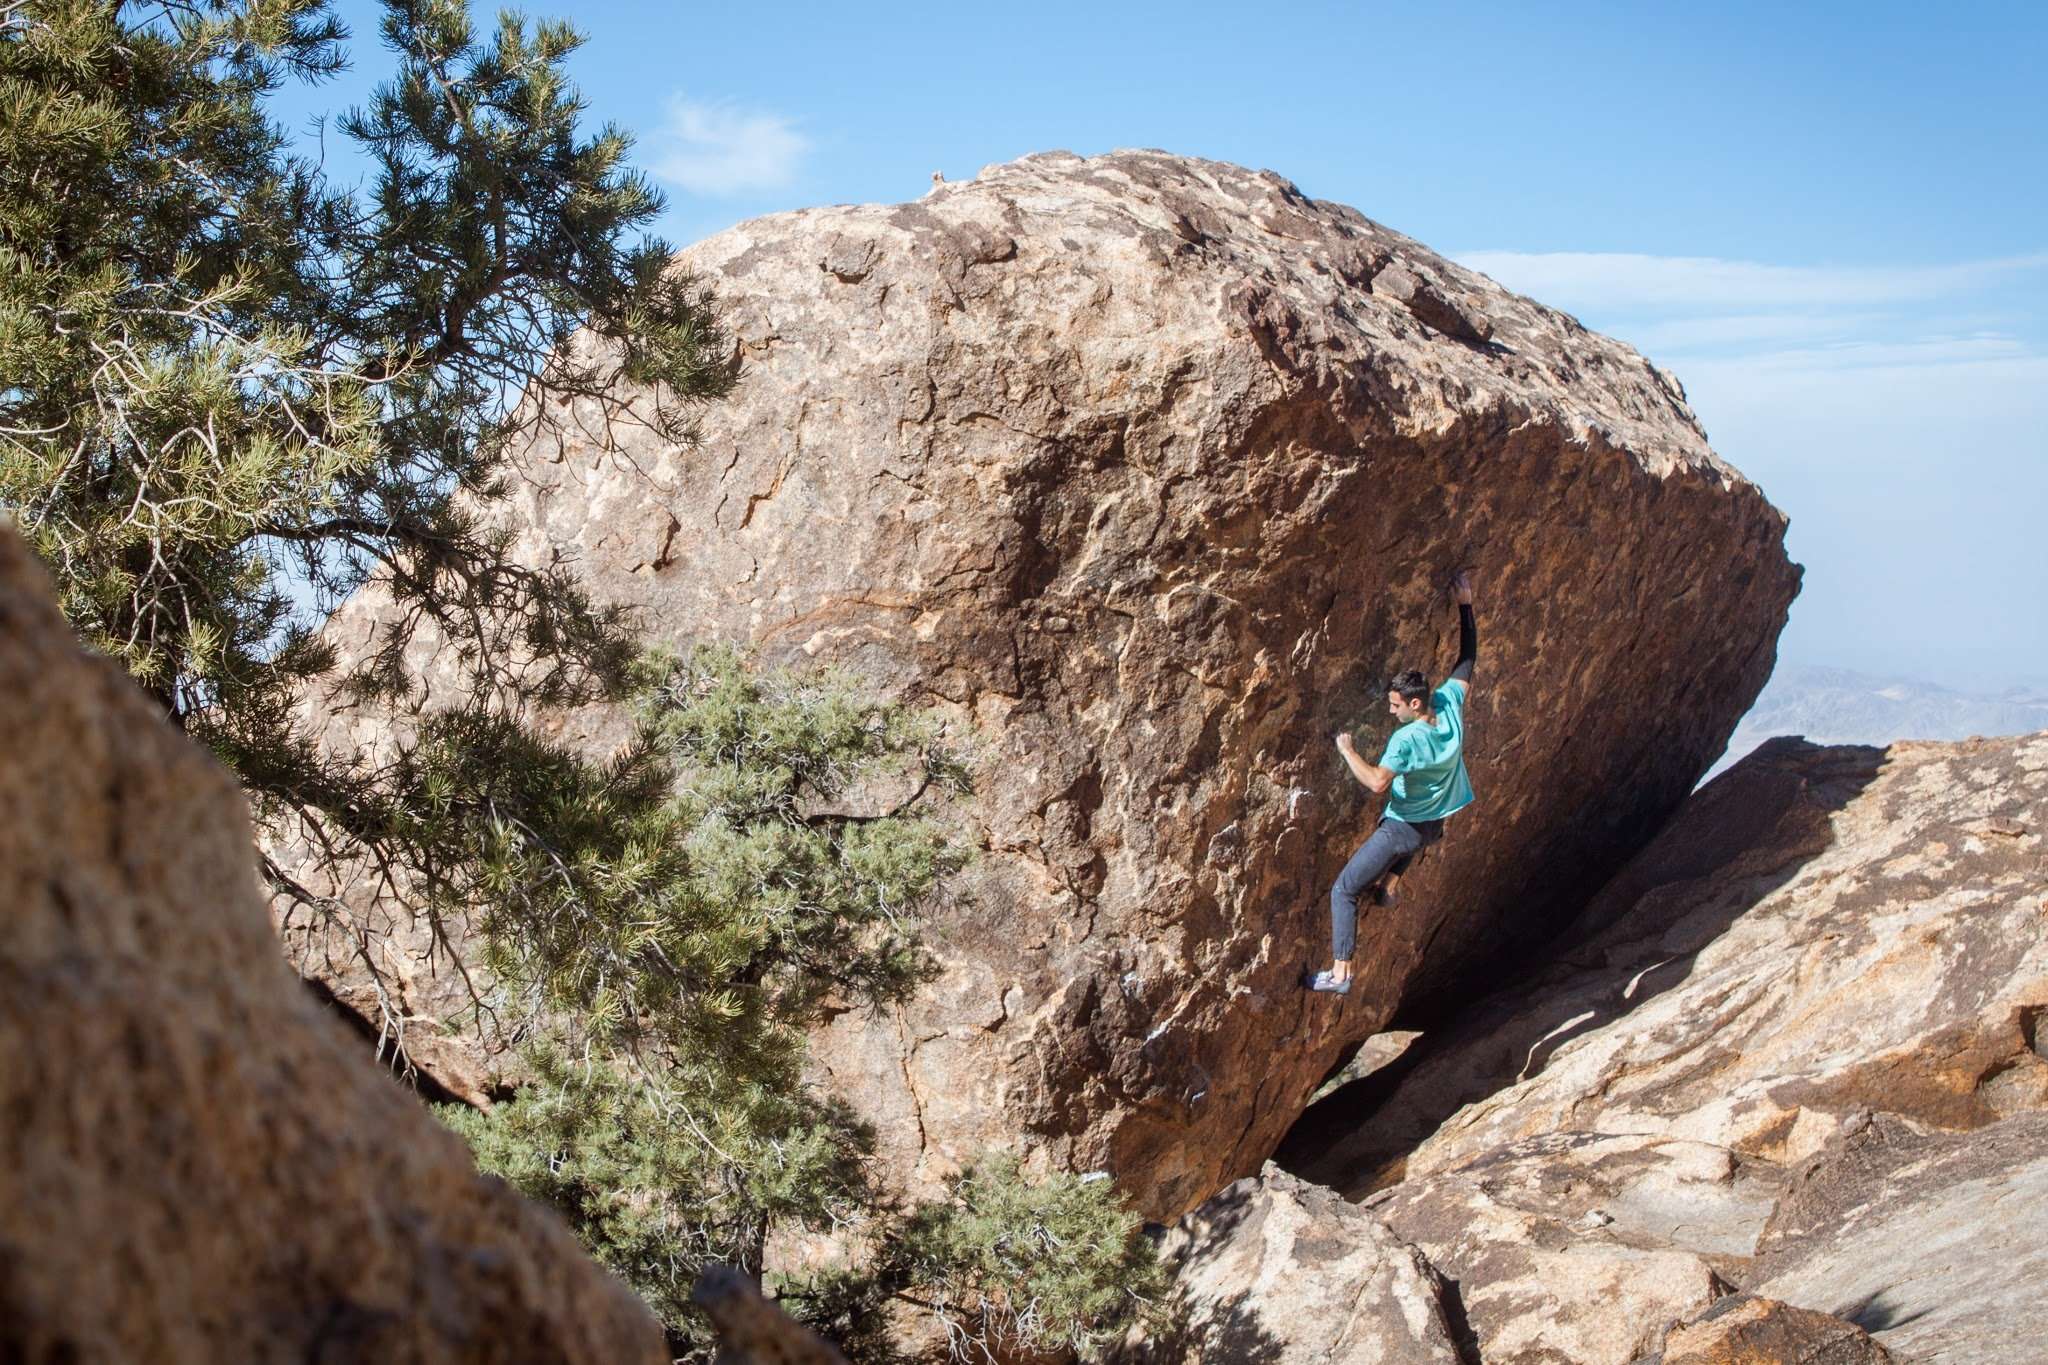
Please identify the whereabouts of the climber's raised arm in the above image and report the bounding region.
[1447,571,1477,696]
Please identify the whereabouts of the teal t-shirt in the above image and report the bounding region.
[1378,679,1475,822]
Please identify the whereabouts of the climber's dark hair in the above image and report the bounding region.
[1387,669,1430,706]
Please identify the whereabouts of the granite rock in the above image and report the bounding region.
[1363,1132,1770,1364]
[298,149,1797,1217]
[1119,1163,1467,1364]
[0,527,668,1365]
[1642,1294,1894,1365]
[1751,1111,2048,1364]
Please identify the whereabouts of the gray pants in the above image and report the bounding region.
[1329,816,1443,961]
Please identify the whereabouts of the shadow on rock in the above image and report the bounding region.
[1838,1289,1932,1336]
[1120,1288,1288,1365]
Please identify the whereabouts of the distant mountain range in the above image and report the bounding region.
[1706,665,2048,780]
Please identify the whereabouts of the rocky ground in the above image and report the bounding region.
[1139,730,2047,1363]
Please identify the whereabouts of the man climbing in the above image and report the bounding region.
[1309,570,1478,995]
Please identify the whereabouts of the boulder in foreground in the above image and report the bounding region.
[0,528,666,1364]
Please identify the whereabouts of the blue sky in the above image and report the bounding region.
[281,1,2048,691]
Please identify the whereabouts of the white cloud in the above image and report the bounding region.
[1454,249,2048,314]
[1452,246,2048,388]
[1674,332,2034,375]
[1616,311,1878,353]
[647,96,809,197]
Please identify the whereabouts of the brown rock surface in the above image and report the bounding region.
[0,528,667,1364]
[1645,1294,1894,1365]
[1289,732,2048,1191]
[693,1267,851,1365]
[1119,1163,1467,1364]
[300,148,1797,1217]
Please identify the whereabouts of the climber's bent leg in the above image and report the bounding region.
[1373,817,1445,905]
[1328,817,1425,968]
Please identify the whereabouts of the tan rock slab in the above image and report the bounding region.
[1646,1294,1894,1365]
[1752,1112,2048,1365]
[1120,1163,1465,1363]
[1366,1132,1774,1365]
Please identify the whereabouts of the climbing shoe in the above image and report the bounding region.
[1306,969,1352,995]
[1371,882,1399,908]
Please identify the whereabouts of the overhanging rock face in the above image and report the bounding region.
[315,150,1798,1218]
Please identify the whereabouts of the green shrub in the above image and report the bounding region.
[443,1044,875,1350]
[446,646,970,1355]
[884,1156,1169,1362]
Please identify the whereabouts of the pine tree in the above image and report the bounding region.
[881,1155,1170,1362]
[441,1044,877,1348]
[437,649,1165,1361]
[444,645,974,1357]
[0,0,732,925]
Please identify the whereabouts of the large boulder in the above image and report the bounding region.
[302,149,1797,1217]
[0,528,668,1364]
